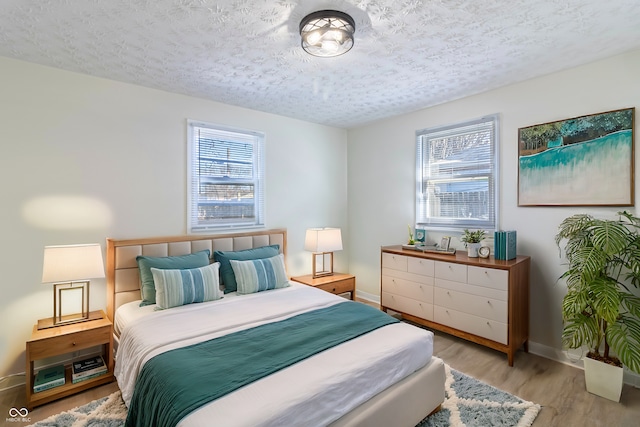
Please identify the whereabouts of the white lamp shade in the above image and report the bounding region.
[42,243,105,283]
[304,228,343,253]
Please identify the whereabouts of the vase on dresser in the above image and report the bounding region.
[467,242,481,257]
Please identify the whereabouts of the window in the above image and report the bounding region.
[416,114,499,230]
[187,121,265,232]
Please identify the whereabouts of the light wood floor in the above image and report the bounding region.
[3,329,640,426]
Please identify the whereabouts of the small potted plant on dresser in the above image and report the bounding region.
[460,229,486,257]
[556,211,640,401]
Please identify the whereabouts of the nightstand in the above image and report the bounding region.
[25,310,114,410]
[291,273,356,300]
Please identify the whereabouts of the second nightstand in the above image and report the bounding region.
[291,273,356,300]
[25,310,114,410]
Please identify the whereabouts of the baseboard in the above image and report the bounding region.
[524,341,640,388]
[355,290,380,304]
[0,373,25,393]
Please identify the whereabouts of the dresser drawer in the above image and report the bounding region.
[435,278,507,301]
[382,292,434,321]
[434,261,467,283]
[27,325,112,360]
[382,253,408,272]
[407,257,434,276]
[467,266,508,291]
[434,306,507,344]
[382,267,434,286]
[434,287,507,322]
[382,276,433,303]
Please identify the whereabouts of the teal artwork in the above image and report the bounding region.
[518,108,634,206]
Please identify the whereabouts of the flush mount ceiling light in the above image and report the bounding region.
[299,10,355,58]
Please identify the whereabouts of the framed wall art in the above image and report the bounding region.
[518,108,634,206]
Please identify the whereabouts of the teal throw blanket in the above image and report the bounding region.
[125,301,399,427]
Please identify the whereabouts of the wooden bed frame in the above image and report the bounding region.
[105,228,444,426]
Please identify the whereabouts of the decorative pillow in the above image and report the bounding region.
[230,254,289,295]
[151,262,222,310]
[214,245,280,293]
[136,250,211,306]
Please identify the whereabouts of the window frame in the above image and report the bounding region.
[415,114,500,232]
[187,120,265,233]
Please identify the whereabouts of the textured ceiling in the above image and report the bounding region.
[1,0,640,128]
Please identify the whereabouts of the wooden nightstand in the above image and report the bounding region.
[291,273,356,300]
[25,310,114,410]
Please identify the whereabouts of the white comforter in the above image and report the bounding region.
[115,283,433,427]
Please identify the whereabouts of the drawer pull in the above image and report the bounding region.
[487,300,491,305]
[332,287,336,292]
[72,342,76,346]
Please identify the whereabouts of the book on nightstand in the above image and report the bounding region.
[34,364,65,392]
[72,355,107,383]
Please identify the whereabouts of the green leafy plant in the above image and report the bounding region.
[460,229,486,246]
[407,225,416,245]
[556,211,640,373]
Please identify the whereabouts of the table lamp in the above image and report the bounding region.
[40,243,105,329]
[304,228,343,278]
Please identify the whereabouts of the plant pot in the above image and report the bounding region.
[583,356,623,402]
[467,242,481,257]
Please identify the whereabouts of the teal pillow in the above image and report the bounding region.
[136,250,211,306]
[151,262,222,310]
[230,254,289,295]
[214,245,280,293]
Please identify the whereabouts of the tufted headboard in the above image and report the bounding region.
[105,228,287,323]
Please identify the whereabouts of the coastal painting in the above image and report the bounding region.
[518,108,634,206]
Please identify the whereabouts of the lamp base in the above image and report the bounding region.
[37,310,104,330]
[312,270,334,279]
[311,252,335,279]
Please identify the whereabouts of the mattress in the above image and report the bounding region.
[115,283,435,427]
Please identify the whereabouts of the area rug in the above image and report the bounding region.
[418,364,541,426]
[29,364,540,427]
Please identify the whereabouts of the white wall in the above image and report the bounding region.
[0,57,348,379]
[347,49,640,356]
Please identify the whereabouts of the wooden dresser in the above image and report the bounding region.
[380,245,530,366]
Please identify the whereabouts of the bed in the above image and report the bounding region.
[106,229,445,427]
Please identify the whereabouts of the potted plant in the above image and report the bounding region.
[555,211,640,401]
[460,229,486,257]
[407,225,417,245]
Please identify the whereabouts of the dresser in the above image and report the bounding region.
[381,246,530,366]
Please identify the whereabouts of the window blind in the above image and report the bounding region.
[416,114,499,230]
[187,121,265,232]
